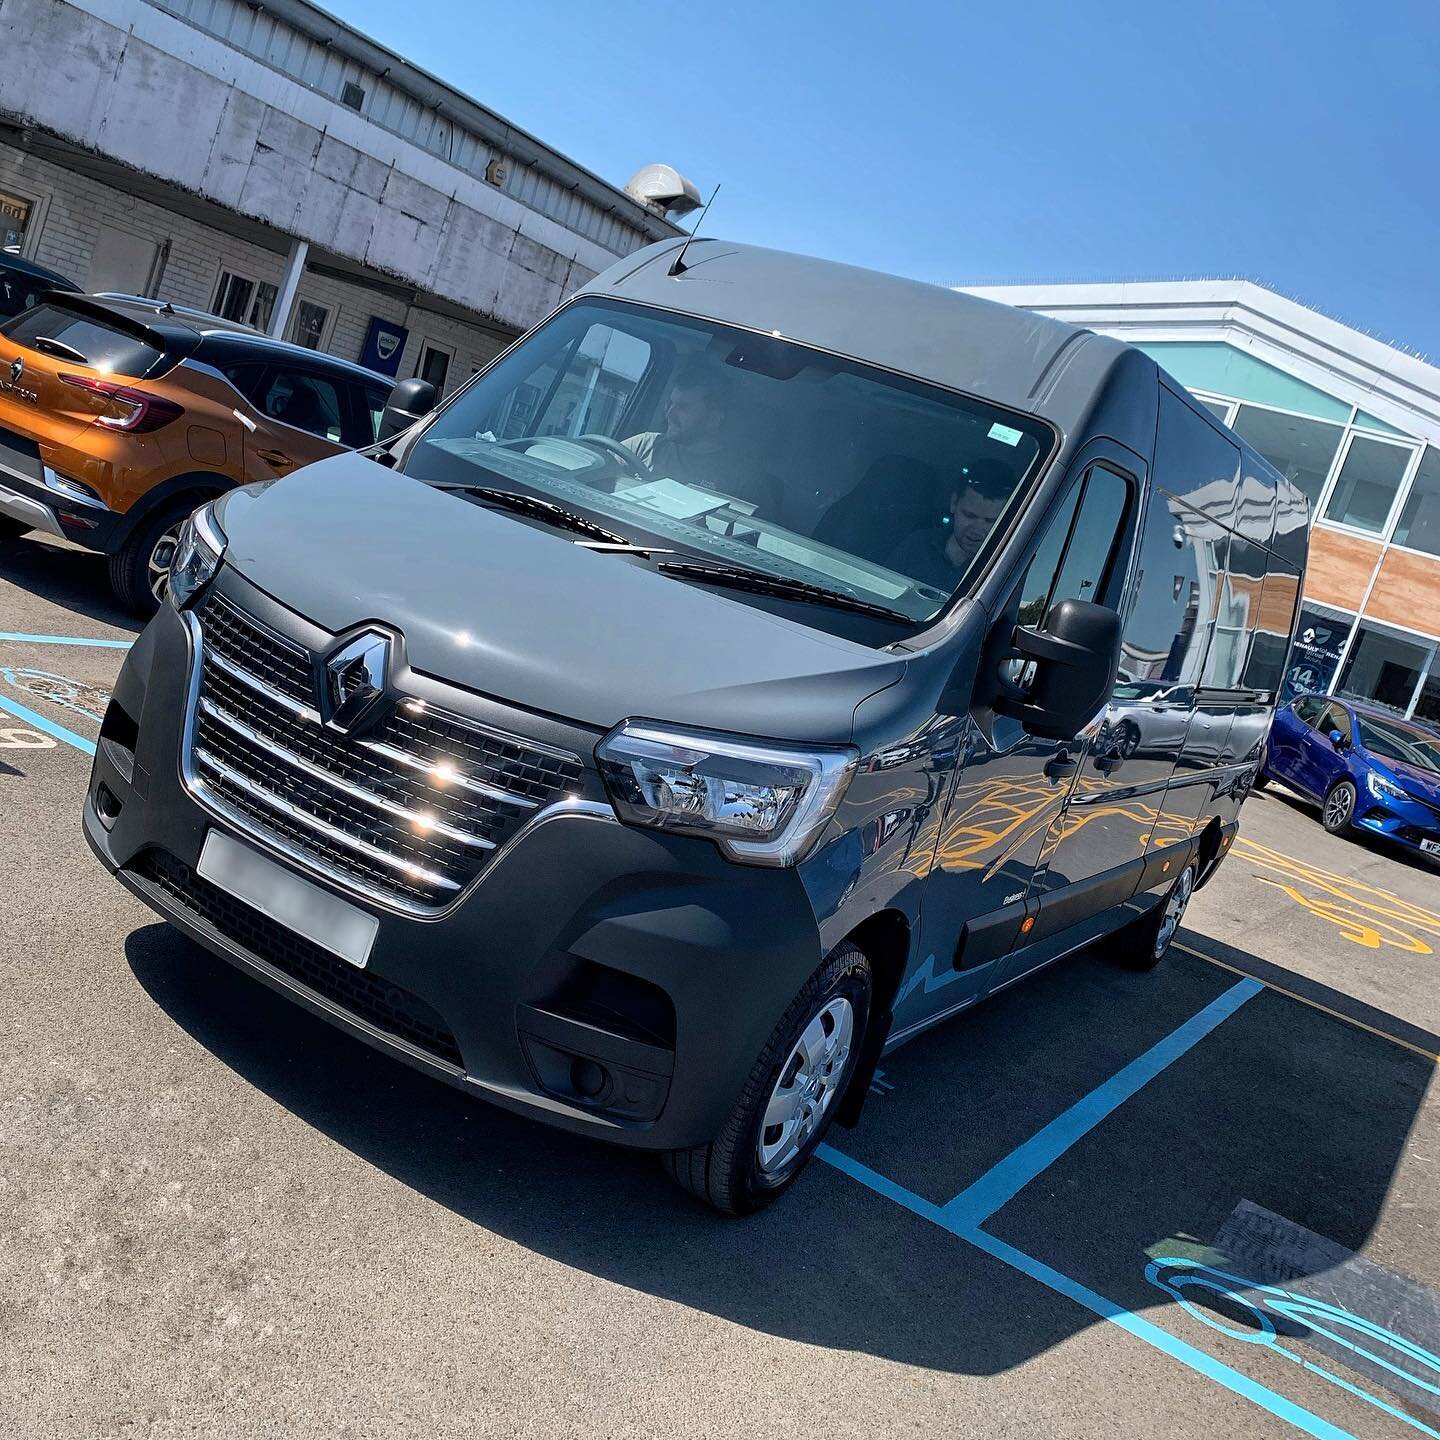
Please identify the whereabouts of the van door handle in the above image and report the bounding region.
[1043,753,1077,782]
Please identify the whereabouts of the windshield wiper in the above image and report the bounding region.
[433,483,629,545]
[34,335,91,364]
[657,560,914,624]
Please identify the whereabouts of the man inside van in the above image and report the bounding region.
[888,460,1012,591]
[623,359,781,514]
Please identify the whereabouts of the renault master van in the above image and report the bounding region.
[85,241,1308,1213]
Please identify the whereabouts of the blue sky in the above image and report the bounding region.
[334,0,1440,357]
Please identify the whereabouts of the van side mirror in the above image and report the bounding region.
[994,598,1122,741]
[378,377,437,442]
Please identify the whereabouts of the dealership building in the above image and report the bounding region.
[965,281,1440,726]
[0,0,685,395]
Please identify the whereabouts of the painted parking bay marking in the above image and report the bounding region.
[1233,835,1440,955]
[818,978,1382,1439]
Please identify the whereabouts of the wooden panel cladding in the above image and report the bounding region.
[1365,547,1440,635]
[1303,525,1382,611]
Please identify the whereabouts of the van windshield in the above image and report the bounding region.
[403,297,1053,625]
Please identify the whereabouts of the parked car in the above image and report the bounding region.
[1257,695,1440,860]
[84,240,1309,1213]
[0,292,418,612]
[0,252,80,322]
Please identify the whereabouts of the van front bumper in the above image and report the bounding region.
[84,600,825,1152]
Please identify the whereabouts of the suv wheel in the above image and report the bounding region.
[109,502,196,616]
[662,940,872,1215]
[1120,860,1197,971]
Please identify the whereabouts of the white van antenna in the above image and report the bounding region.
[668,184,721,277]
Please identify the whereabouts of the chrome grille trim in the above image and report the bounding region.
[355,736,539,809]
[179,592,589,913]
[193,746,462,892]
[208,646,319,721]
[198,697,497,851]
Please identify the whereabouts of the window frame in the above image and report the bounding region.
[1315,427,1423,541]
[211,267,279,333]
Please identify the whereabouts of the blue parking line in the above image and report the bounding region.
[943,977,1263,1227]
[0,691,97,755]
[0,631,133,648]
[817,1147,1356,1439]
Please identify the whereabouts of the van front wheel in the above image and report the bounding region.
[662,940,872,1216]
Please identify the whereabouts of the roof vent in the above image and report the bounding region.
[624,165,702,218]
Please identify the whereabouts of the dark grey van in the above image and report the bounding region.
[84,241,1308,1213]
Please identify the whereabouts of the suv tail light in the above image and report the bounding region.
[58,373,184,433]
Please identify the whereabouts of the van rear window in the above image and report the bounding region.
[1,303,163,378]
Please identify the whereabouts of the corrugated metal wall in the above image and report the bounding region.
[151,0,647,256]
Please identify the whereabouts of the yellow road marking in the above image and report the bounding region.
[1175,941,1440,1064]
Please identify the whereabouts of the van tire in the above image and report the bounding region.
[1119,860,1197,971]
[109,500,196,616]
[661,940,872,1216]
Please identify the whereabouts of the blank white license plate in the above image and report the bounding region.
[197,828,378,969]
[1422,838,1440,856]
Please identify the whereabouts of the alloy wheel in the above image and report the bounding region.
[1324,784,1354,831]
[757,996,855,1176]
[1154,865,1195,960]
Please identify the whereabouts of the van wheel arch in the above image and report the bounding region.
[1194,818,1225,887]
[833,908,910,1128]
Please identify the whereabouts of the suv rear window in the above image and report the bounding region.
[0,303,163,378]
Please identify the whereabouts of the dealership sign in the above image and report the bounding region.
[359,317,409,377]
[1282,606,1350,702]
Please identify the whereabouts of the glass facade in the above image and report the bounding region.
[1145,341,1440,726]
[1322,435,1413,534]
[1394,446,1440,557]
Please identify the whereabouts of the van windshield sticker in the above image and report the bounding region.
[988,422,1024,447]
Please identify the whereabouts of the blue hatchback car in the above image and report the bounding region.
[1259,695,1440,861]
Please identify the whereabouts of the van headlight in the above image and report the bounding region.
[168,504,226,610]
[596,722,858,866]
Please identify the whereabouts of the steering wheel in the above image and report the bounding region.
[572,432,655,481]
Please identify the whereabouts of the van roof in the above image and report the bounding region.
[578,237,1123,421]
[580,238,1303,545]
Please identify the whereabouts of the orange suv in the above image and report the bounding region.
[0,294,404,612]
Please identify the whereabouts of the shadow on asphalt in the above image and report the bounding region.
[0,533,142,634]
[123,915,1433,1379]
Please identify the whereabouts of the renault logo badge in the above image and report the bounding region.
[323,631,391,733]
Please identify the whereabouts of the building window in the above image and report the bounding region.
[213,271,278,332]
[1322,434,1414,535]
[0,189,33,253]
[1195,395,1233,425]
[341,81,366,112]
[1392,446,1440,557]
[1228,405,1343,513]
[415,342,452,396]
[1336,623,1431,713]
[287,299,330,351]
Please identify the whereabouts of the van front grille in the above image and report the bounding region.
[186,592,584,909]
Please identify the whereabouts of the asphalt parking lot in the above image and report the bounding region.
[3,530,1438,1440]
